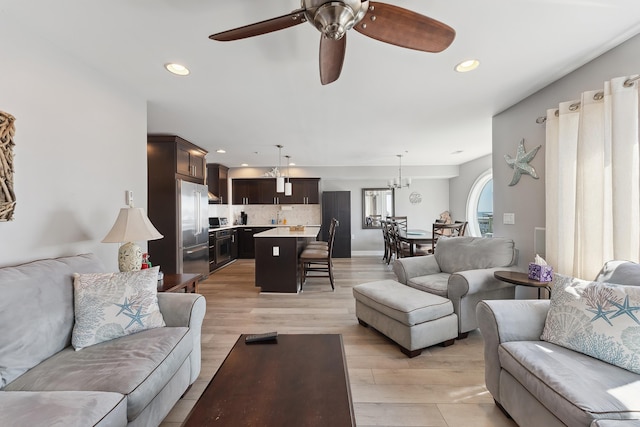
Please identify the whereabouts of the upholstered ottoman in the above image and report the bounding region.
[353,279,458,357]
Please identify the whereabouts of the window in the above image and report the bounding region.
[466,169,493,237]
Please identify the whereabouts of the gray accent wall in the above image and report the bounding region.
[492,33,640,273]
[449,154,492,222]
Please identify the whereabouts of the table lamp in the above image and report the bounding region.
[102,202,163,272]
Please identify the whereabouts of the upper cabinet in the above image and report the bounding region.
[148,135,207,183]
[231,178,320,205]
[207,163,229,204]
[232,178,267,205]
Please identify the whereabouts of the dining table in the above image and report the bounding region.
[397,229,433,256]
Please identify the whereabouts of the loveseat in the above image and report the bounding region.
[392,236,519,337]
[0,254,206,427]
[477,260,640,427]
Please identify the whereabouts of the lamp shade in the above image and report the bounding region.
[276,176,285,193]
[102,207,163,243]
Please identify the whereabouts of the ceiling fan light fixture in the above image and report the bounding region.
[164,63,190,76]
[455,59,480,73]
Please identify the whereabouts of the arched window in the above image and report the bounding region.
[466,169,493,237]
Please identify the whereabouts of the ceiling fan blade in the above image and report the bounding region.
[354,2,455,53]
[210,9,306,41]
[319,34,347,85]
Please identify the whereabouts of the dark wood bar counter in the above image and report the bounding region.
[254,226,321,293]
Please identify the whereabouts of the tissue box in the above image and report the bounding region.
[528,263,554,282]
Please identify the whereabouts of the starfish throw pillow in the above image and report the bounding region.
[72,267,165,350]
[541,273,640,374]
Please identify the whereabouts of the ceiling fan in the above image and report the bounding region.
[209,0,456,85]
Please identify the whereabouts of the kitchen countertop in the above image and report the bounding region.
[253,226,321,238]
[209,224,321,233]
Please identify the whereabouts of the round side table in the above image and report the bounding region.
[494,270,552,299]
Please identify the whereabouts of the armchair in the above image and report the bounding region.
[392,236,518,336]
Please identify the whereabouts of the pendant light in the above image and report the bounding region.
[284,155,292,196]
[387,154,411,189]
[276,144,285,193]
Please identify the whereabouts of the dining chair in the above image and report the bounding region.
[389,221,417,259]
[381,220,393,264]
[431,222,466,253]
[386,216,407,232]
[454,220,468,236]
[299,218,338,291]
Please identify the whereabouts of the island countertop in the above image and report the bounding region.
[254,226,321,239]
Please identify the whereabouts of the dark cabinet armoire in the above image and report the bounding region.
[322,191,351,258]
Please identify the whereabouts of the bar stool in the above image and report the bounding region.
[299,219,338,291]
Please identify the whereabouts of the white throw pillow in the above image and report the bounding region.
[72,267,165,350]
[541,273,640,374]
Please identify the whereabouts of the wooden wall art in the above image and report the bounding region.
[0,111,16,221]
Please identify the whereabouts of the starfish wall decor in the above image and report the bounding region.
[504,139,541,186]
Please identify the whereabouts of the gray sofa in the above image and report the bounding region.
[477,261,640,427]
[0,254,207,427]
[393,236,519,337]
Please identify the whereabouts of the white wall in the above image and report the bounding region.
[492,33,640,274]
[0,29,147,269]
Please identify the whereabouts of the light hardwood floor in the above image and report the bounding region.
[160,257,517,427]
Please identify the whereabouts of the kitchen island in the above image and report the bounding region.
[254,226,321,293]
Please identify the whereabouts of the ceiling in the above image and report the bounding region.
[4,0,640,168]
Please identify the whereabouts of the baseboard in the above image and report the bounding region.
[351,251,385,257]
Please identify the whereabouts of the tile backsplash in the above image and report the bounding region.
[231,205,321,226]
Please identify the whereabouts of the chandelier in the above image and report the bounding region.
[388,154,411,189]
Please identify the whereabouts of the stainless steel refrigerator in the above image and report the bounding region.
[178,179,209,277]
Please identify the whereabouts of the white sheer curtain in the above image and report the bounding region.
[545,75,640,279]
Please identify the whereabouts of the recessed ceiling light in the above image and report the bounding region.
[216,149,226,154]
[288,162,296,166]
[454,59,480,73]
[241,163,249,167]
[164,63,190,76]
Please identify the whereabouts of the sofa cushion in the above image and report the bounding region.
[595,260,640,286]
[353,280,453,326]
[499,341,640,426]
[5,326,192,421]
[407,272,450,297]
[541,274,640,374]
[434,236,516,274]
[72,267,165,350]
[0,254,105,389]
[0,391,127,427]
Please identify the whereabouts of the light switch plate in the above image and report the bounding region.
[503,213,515,225]
[272,246,279,256]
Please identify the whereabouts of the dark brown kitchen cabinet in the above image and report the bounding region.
[232,179,265,205]
[148,134,207,182]
[207,163,228,204]
[147,134,208,275]
[322,191,351,258]
[292,178,320,204]
[237,227,270,258]
[232,178,320,205]
[231,229,238,260]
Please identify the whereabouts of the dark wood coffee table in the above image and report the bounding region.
[183,334,355,427]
